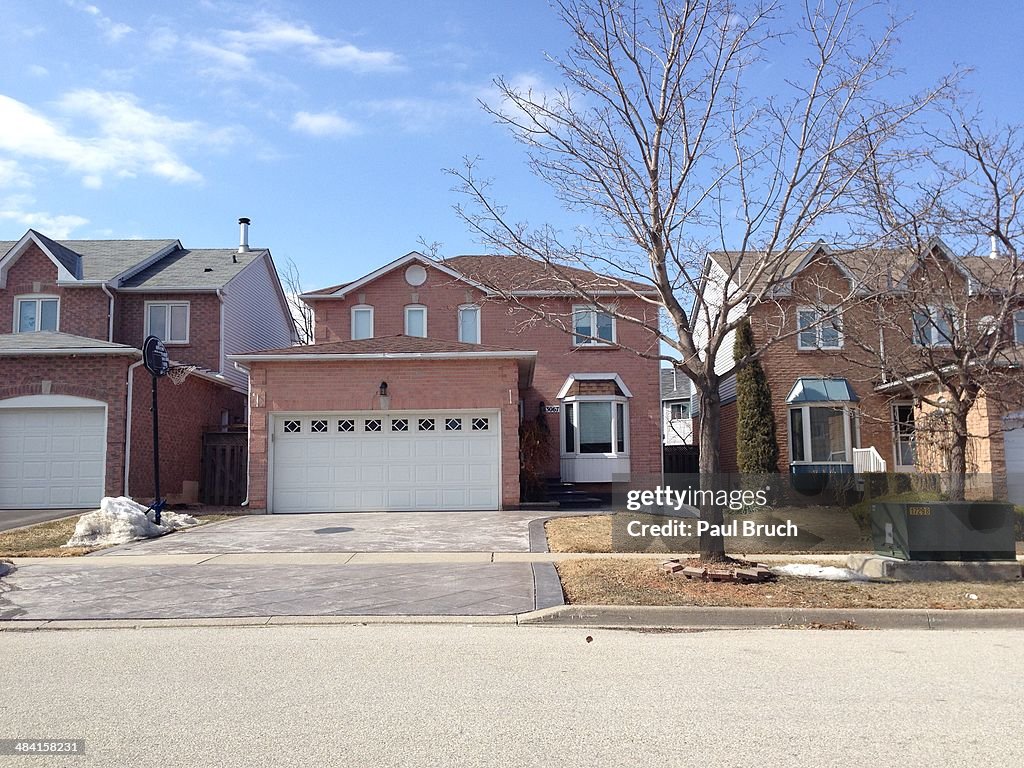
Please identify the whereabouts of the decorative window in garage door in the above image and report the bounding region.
[418,418,435,431]
[284,420,301,433]
[338,419,355,432]
[445,417,462,431]
[364,418,382,432]
[311,419,328,433]
[471,417,490,431]
[392,418,409,432]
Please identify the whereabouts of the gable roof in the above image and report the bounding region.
[303,251,657,299]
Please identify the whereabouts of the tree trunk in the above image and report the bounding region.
[947,413,969,502]
[697,385,727,562]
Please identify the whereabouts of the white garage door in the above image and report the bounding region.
[271,411,501,512]
[0,396,107,509]
[1004,415,1024,506]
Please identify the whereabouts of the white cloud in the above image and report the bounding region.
[291,111,359,138]
[207,14,402,74]
[66,1,133,42]
[0,196,89,238]
[0,90,223,186]
[27,64,48,77]
[148,27,178,54]
[189,40,253,75]
[0,159,31,188]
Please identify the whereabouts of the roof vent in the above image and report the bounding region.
[238,217,251,254]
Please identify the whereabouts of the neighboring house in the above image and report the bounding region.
[230,251,663,512]
[0,220,295,509]
[701,240,1024,502]
[661,368,693,445]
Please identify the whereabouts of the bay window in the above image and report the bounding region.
[789,405,857,464]
[562,398,628,456]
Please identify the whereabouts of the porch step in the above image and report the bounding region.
[543,481,609,510]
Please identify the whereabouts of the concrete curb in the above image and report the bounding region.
[3,606,1023,632]
[515,604,1024,630]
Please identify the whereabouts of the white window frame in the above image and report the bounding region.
[572,305,616,347]
[351,304,374,340]
[1014,310,1024,345]
[458,304,481,344]
[912,305,957,348]
[796,306,843,350]
[668,400,690,420]
[14,294,60,333]
[788,404,856,465]
[144,300,190,344]
[405,304,428,338]
[560,395,630,457]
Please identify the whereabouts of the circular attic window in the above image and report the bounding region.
[405,264,427,287]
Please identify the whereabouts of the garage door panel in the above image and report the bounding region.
[272,410,500,512]
[0,405,105,509]
[1005,420,1024,506]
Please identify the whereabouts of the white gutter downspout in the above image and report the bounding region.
[217,288,225,375]
[101,282,115,342]
[123,359,145,496]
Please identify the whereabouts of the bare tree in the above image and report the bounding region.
[451,0,954,560]
[281,257,315,345]
[846,114,1024,501]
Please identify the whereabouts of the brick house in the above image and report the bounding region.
[0,221,294,509]
[230,251,662,512]
[703,241,1024,503]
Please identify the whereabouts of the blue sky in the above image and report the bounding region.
[0,1,1022,291]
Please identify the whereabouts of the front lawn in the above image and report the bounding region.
[556,558,1024,609]
[0,513,236,558]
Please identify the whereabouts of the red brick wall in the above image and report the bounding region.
[246,357,522,510]
[305,261,663,481]
[114,292,222,371]
[0,243,111,338]
[128,367,245,503]
[0,354,134,498]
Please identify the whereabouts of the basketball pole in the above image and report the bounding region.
[151,371,162,525]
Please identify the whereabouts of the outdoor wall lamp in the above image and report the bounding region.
[379,381,388,397]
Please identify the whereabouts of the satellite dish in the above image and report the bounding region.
[142,335,170,377]
[978,315,997,336]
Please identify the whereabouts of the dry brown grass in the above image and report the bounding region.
[557,558,1024,610]
[545,515,612,552]
[0,513,237,558]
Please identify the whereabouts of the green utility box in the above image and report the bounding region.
[871,502,1016,561]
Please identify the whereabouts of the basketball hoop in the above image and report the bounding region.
[167,364,198,386]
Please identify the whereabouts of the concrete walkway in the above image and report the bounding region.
[0,509,83,532]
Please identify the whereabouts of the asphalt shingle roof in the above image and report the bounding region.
[0,332,139,353]
[660,368,691,399]
[442,254,655,294]
[119,248,268,289]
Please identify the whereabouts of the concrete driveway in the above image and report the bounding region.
[0,509,83,532]
[96,510,567,556]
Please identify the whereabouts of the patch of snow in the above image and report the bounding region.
[770,563,871,582]
[63,497,199,549]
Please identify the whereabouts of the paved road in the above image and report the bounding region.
[0,624,1019,767]
[0,509,81,532]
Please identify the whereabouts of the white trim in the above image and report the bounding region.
[788,403,856,465]
[300,252,493,299]
[116,286,221,293]
[351,304,374,340]
[0,394,105,409]
[0,345,139,357]
[0,230,78,288]
[13,294,61,333]
[217,288,225,375]
[572,305,617,346]
[555,373,633,399]
[100,283,115,341]
[458,303,481,344]
[144,300,191,345]
[558,396,630,458]
[796,305,843,350]
[404,304,428,338]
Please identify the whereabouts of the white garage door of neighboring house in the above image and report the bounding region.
[0,395,107,509]
[271,411,501,513]
[1004,414,1024,506]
